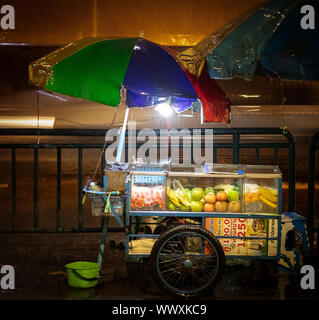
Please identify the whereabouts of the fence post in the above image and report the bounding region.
[78,147,83,232]
[232,130,240,164]
[283,129,295,212]
[33,148,38,231]
[56,148,61,232]
[11,148,16,231]
[308,132,319,253]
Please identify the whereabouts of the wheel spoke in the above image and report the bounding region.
[186,237,204,253]
[163,269,181,284]
[159,262,180,271]
[176,236,186,251]
[197,265,214,280]
[172,273,184,289]
[160,266,181,274]
[192,255,217,266]
[158,256,182,264]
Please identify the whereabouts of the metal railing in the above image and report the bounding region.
[0,127,295,233]
[308,132,319,252]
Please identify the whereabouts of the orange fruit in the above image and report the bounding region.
[215,201,228,212]
[205,193,216,204]
[204,203,215,212]
[216,191,227,201]
[228,200,241,212]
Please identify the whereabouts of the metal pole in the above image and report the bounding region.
[284,129,295,212]
[308,132,319,253]
[11,148,16,231]
[116,106,129,163]
[34,148,38,231]
[97,215,109,268]
[56,148,61,232]
[233,131,240,164]
[78,148,83,231]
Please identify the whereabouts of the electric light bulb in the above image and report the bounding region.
[154,103,173,118]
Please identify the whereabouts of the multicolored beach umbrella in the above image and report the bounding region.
[178,0,319,81]
[29,37,230,123]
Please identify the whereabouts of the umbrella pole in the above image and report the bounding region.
[116,106,130,163]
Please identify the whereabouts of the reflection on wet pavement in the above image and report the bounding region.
[1,247,318,301]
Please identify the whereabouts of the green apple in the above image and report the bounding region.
[227,190,239,202]
[190,200,203,212]
[191,188,205,201]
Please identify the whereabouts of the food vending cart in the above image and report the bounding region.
[83,162,309,297]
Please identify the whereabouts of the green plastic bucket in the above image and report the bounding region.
[65,261,100,288]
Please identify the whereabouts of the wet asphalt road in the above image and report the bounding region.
[1,246,318,301]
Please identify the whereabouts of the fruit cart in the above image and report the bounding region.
[83,162,309,297]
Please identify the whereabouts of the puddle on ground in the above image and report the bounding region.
[1,258,319,300]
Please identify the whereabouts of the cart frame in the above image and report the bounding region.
[83,168,309,297]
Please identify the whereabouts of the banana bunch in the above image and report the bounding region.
[176,189,191,207]
[167,186,180,206]
[258,186,278,209]
[166,186,192,208]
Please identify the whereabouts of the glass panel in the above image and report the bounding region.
[244,164,281,174]
[169,163,203,173]
[205,163,244,174]
[130,174,166,211]
[169,163,244,174]
[244,177,280,214]
[167,175,243,213]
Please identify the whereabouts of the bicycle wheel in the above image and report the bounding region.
[150,224,225,297]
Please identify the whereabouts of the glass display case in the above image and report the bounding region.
[127,163,282,258]
[243,165,282,214]
[129,163,282,214]
[167,163,244,213]
[129,163,167,211]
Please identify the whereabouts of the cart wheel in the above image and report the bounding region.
[150,224,225,297]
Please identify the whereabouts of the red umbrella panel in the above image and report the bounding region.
[165,46,231,124]
[185,69,231,124]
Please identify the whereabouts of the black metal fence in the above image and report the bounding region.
[308,132,319,252]
[0,127,295,233]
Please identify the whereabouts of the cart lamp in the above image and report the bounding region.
[154,102,174,118]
